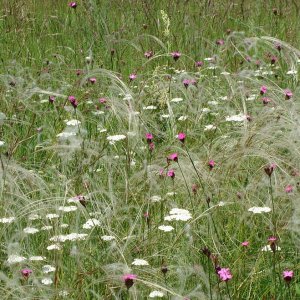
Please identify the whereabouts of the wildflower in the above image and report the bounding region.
[21,268,32,279]
[164,208,192,221]
[216,39,224,46]
[101,235,115,241]
[89,77,96,84]
[225,114,247,122]
[42,265,56,274]
[275,43,282,51]
[58,206,78,212]
[76,69,82,76]
[49,96,55,103]
[143,105,157,110]
[241,241,249,247]
[41,278,53,285]
[46,213,59,220]
[149,142,155,152]
[178,115,188,121]
[68,96,78,109]
[195,61,203,67]
[7,255,26,264]
[262,245,281,251]
[285,89,293,100]
[285,184,293,193]
[245,56,251,62]
[68,2,77,8]
[260,86,267,95]
[264,163,276,177]
[132,258,149,266]
[0,217,15,224]
[145,133,153,143]
[171,51,181,61]
[168,153,178,162]
[268,236,278,253]
[158,225,174,232]
[82,219,100,229]
[29,256,46,261]
[171,97,183,103]
[282,270,294,283]
[129,73,137,81]
[47,244,61,251]
[270,55,278,64]
[167,169,175,178]
[122,274,137,289]
[262,97,271,105]
[208,160,215,170]
[248,206,271,214]
[217,268,232,281]
[99,98,107,104]
[149,291,164,298]
[150,195,161,202]
[183,79,190,88]
[107,135,126,143]
[204,124,216,131]
[144,51,153,59]
[65,119,81,126]
[177,132,186,143]
[23,227,39,234]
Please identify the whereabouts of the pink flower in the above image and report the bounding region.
[168,153,178,162]
[149,142,155,152]
[89,77,97,84]
[268,236,277,243]
[245,56,251,62]
[177,132,186,143]
[171,51,181,61]
[275,43,282,51]
[283,270,294,283]
[68,2,77,8]
[192,184,198,194]
[262,97,271,105]
[99,98,107,104]
[145,133,153,143]
[167,169,175,178]
[264,163,276,177]
[195,61,203,67]
[49,95,55,103]
[270,55,278,64]
[285,89,293,100]
[21,268,32,279]
[217,268,232,281]
[159,169,164,177]
[260,86,267,95]
[208,160,215,170]
[68,96,78,109]
[144,51,153,59]
[122,274,137,289]
[183,79,191,88]
[241,241,249,247]
[285,184,293,193]
[129,74,137,81]
[216,39,224,46]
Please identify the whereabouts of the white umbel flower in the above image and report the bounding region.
[41,278,53,285]
[143,105,157,110]
[47,244,61,251]
[171,97,183,103]
[23,227,40,234]
[58,206,78,212]
[42,265,56,273]
[65,119,81,126]
[248,206,271,214]
[82,219,100,229]
[149,290,164,298]
[178,115,187,121]
[204,124,216,131]
[7,255,26,264]
[150,195,162,203]
[0,217,15,224]
[29,256,46,261]
[107,135,126,143]
[56,132,76,138]
[158,225,174,232]
[46,214,60,220]
[101,235,115,241]
[226,114,247,122]
[164,208,192,221]
[132,258,149,266]
[50,233,88,242]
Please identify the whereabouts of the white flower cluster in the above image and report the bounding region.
[50,233,88,242]
[164,208,192,221]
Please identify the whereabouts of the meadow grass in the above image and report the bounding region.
[0,1,299,299]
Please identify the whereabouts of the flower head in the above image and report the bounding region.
[260,86,267,95]
[129,74,137,81]
[270,55,278,64]
[241,241,249,247]
[216,39,225,46]
[177,132,186,143]
[171,51,181,61]
[68,96,78,109]
[217,268,232,281]
[285,184,293,193]
[21,268,32,279]
[262,97,271,105]
[122,274,137,289]
[168,153,178,162]
[49,95,55,103]
[283,270,294,283]
[68,2,77,8]
[195,61,203,67]
[99,98,107,104]
[275,43,282,51]
[145,133,153,143]
[144,51,153,59]
[167,169,175,178]
[89,77,96,84]
[264,163,276,177]
[208,160,215,170]
[285,89,293,100]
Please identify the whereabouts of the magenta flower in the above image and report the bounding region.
[68,2,77,8]
[216,39,225,46]
[171,51,181,61]
[285,184,293,193]
[195,61,203,67]
[217,268,232,281]
[167,169,175,178]
[270,55,278,64]
[129,74,137,81]
[283,270,294,283]
[21,268,32,279]
[260,86,267,95]
[68,95,78,109]
[241,241,249,247]
[177,132,186,143]
[122,274,137,289]
[168,153,178,162]
[285,89,293,100]
[268,236,277,243]
[89,77,97,84]
[262,97,271,105]
[264,163,276,177]
[145,133,153,143]
[183,79,190,88]
[99,98,107,104]
[49,95,55,103]
[208,160,215,170]
[144,51,153,59]
[159,168,165,177]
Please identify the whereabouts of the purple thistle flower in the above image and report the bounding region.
[171,51,181,61]
[217,268,232,281]
[122,274,137,289]
[68,2,77,8]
